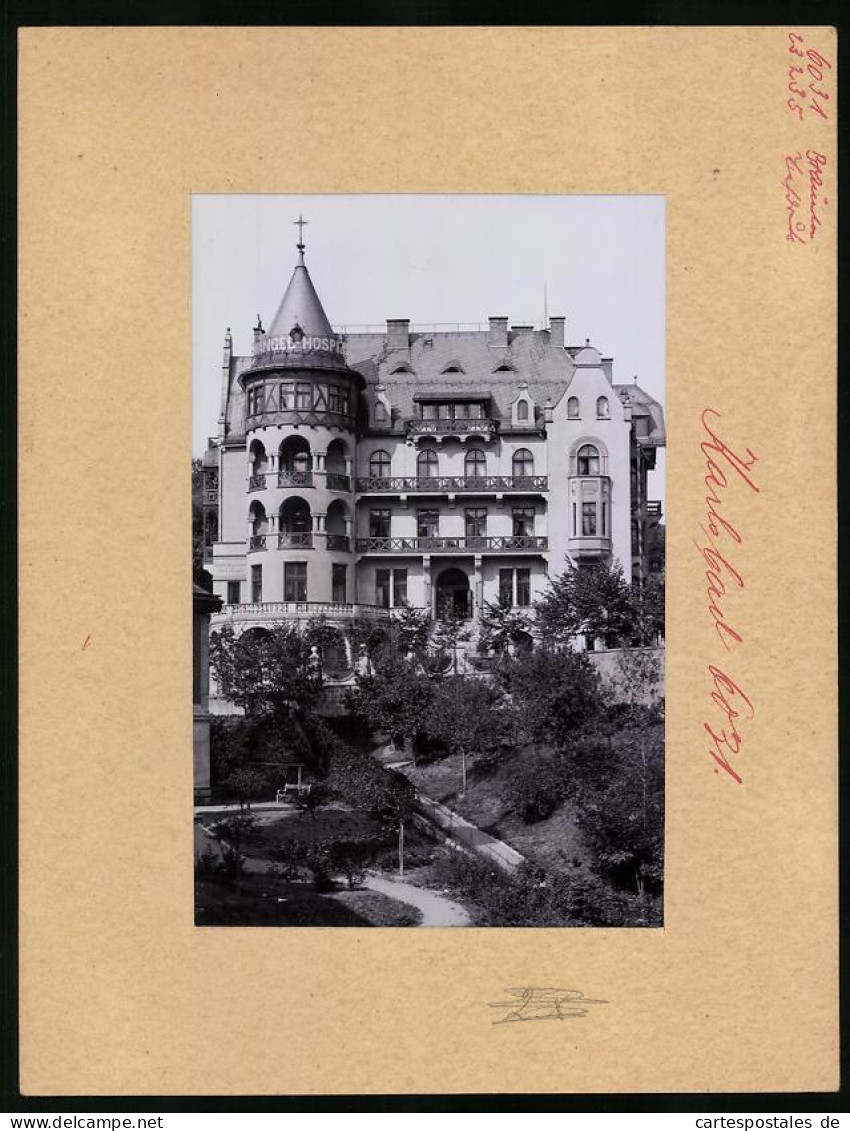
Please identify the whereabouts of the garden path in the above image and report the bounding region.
[362,872,471,927]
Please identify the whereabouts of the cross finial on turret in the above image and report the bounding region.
[294,213,308,263]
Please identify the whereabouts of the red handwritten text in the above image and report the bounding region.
[696,409,759,783]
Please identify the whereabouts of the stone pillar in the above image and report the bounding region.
[473,555,483,615]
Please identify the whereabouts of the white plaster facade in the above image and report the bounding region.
[201,242,664,658]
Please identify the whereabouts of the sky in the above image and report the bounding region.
[192,194,665,496]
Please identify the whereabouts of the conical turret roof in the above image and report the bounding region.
[267,258,335,341]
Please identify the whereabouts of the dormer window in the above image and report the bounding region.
[517,400,529,422]
[596,396,610,419]
[289,323,305,343]
[390,365,413,375]
[494,365,514,373]
[441,361,465,374]
[375,402,388,424]
[568,396,580,419]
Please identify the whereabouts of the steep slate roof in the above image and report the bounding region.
[341,329,576,423]
[614,382,666,445]
[267,260,335,340]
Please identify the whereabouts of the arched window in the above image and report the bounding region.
[417,448,439,479]
[369,450,391,479]
[596,396,609,419]
[567,396,580,419]
[465,448,487,479]
[374,402,388,423]
[517,399,529,422]
[512,448,534,479]
[576,444,600,476]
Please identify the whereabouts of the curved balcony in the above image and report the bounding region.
[278,532,314,549]
[356,474,547,494]
[356,535,548,555]
[278,470,314,489]
[248,474,267,492]
[211,600,392,629]
[568,535,612,560]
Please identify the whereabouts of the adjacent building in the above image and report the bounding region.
[201,229,664,676]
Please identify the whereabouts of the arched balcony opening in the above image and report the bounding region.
[248,500,268,550]
[325,499,350,553]
[249,440,268,491]
[279,436,313,488]
[279,496,313,549]
[325,437,350,492]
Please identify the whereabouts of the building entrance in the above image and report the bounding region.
[435,567,472,620]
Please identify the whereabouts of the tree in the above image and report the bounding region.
[477,600,533,658]
[390,605,431,659]
[206,814,259,894]
[423,677,503,795]
[535,559,635,647]
[570,722,664,900]
[347,656,435,762]
[431,611,471,674]
[210,623,317,721]
[497,647,603,754]
[631,571,665,646]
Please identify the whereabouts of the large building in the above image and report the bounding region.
[201,229,664,671]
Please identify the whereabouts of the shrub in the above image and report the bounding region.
[505,750,565,823]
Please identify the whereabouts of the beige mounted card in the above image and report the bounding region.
[17,27,837,1095]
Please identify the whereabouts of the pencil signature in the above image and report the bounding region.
[488,987,607,1025]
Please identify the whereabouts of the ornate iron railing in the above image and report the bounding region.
[325,533,351,552]
[278,532,314,549]
[325,472,351,492]
[355,474,548,493]
[406,418,499,438]
[355,535,548,553]
[248,474,267,491]
[249,534,267,550]
[278,470,314,488]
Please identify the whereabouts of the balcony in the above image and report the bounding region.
[356,535,548,554]
[211,600,392,628]
[248,474,266,492]
[325,472,351,492]
[355,474,548,494]
[406,419,498,440]
[568,535,612,560]
[249,534,267,550]
[278,532,314,549]
[325,533,351,552]
[278,470,314,489]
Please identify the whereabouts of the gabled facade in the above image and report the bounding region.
[201,236,664,667]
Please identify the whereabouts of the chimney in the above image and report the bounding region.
[386,319,410,352]
[488,316,508,349]
[549,316,565,348]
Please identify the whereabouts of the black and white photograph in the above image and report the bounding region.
[192,194,665,928]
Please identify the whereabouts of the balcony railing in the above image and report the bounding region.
[211,600,393,625]
[406,419,499,438]
[325,472,351,492]
[356,474,548,493]
[325,533,351,552]
[278,470,314,488]
[249,534,267,550]
[356,535,548,554]
[278,532,314,549]
[248,474,267,492]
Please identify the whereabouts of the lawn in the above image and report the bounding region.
[195,875,422,927]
